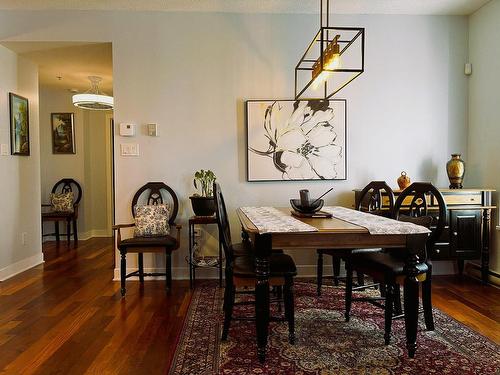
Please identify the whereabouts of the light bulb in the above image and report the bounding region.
[312,70,329,89]
[326,53,341,70]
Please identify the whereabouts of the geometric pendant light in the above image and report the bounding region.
[72,76,113,110]
[295,0,365,99]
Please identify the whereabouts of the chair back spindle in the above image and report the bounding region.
[356,181,395,217]
[393,182,447,257]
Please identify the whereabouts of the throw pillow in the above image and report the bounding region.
[134,204,170,237]
[50,192,74,213]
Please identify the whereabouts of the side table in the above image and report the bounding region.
[187,215,223,288]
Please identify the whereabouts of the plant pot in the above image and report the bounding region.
[190,196,216,216]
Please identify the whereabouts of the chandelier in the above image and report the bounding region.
[72,76,113,110]
[295,0,365,99]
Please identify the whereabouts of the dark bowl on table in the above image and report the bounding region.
[290,199,324,214]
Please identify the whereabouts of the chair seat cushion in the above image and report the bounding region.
[42,211,73,218]
[352,251,428,277]
[50,192,74,213]
[119,235,177,250]
[134,204,170,237]
[233,253,297,278]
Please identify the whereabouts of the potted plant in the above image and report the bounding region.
[190,169,217,216]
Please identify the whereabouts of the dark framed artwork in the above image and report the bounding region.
[9,93,30,156]
[51,113,76,154]
[246,99,347,181]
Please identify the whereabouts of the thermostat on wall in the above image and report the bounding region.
[119,123,135,137]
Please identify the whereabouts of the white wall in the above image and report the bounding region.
[39,87,111,240]
[0,45,42,280]
[468,0,500,274]
[0,11,469,278]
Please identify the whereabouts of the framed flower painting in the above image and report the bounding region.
[246,99,346,181]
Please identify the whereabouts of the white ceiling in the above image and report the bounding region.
[0,0,491,15]
[0,42,113,94]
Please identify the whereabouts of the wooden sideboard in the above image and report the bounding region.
[354,188,495,284]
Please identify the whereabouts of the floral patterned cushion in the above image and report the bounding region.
[50,192,74,213]
[134,204,170,237]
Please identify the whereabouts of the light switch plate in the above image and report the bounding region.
[0,144,9,156]
[120,143,140,156]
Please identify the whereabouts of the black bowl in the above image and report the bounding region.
[290,199,324,214]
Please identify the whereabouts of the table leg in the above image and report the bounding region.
[403,233,427,358]
[254,233,271,363]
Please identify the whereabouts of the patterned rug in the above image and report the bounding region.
[169,282,500,374]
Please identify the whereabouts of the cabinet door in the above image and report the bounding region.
[450,210,481,259]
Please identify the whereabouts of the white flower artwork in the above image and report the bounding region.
[246,100,346,181]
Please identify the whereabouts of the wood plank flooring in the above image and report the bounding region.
[0,237,498,374]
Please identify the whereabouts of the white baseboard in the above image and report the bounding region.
[79,230,112,241]
[43,229,112,242]
[0,253,44,281]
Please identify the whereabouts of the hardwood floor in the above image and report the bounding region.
[0,237,498,374]
[0,238,192,375]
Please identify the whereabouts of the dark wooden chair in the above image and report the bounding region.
[345,182,447,345]
[41,178,82,244]
[213,182,297,344]
[113,182,181,296]
[316,181,395,295]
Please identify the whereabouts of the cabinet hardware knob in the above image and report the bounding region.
[436,249,440,254]
[453,232,458,236]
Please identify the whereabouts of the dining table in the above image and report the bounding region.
[236,206,430,363]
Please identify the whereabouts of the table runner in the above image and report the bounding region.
[322,206,431,235]
[240,207,317,234]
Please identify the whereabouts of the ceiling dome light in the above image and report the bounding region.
[72,76,113,110]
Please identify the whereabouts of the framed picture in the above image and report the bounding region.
[9,93,30,156]
[51,113,76,154]
[246,99,347,181]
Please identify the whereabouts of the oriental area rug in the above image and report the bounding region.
[169,282,499,374]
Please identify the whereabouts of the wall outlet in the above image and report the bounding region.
[21,232,28,245]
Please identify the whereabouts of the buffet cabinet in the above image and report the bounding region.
[354,188,495,284]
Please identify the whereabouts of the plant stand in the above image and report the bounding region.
[187,215,223,288]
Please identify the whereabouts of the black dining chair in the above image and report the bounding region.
[345,182,447,345]
[113,182,182,296]
[316,181,395,295]
[41,178,82,244]
[213,182,297,344]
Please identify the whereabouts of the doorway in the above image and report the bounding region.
[1,42,115,260]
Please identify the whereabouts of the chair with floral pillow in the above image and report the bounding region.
[41,178,82,244]
[113,182,181,296]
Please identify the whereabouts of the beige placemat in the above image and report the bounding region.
[322,206,431,235]
[240,207,318,234]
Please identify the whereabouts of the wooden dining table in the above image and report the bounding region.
[237,207,430,362]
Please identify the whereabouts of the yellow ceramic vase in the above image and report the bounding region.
[446,154,465,189]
